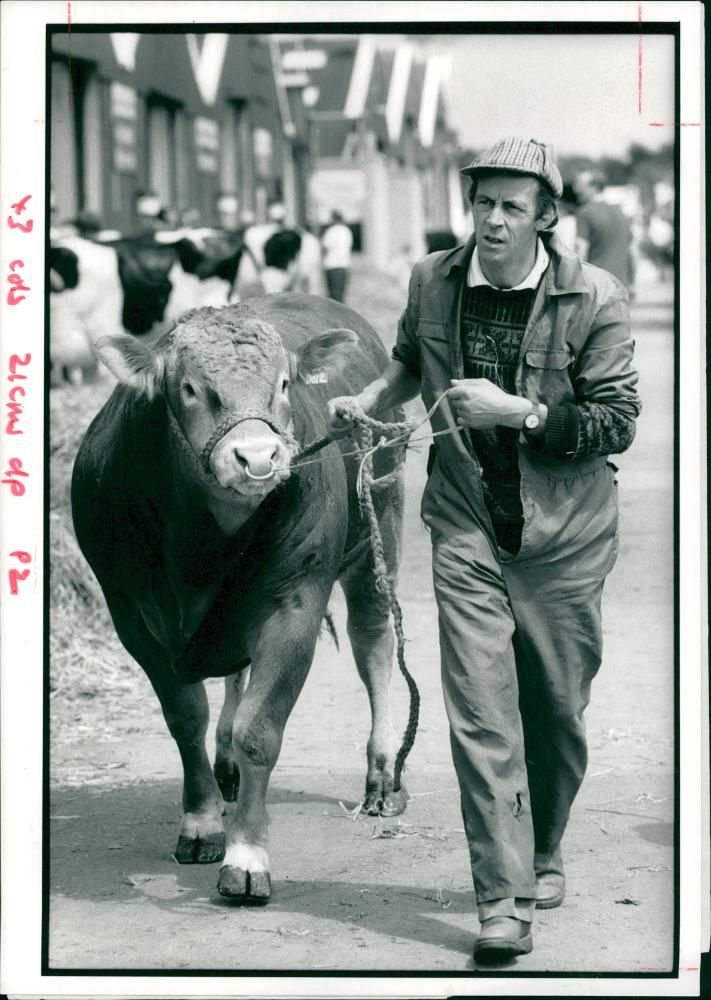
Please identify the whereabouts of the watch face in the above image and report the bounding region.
[524,413,540,430]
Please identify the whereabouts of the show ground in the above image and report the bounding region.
[49,268,676,976]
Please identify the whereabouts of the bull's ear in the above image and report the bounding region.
[296,328,359,380]
[94,334,164,397]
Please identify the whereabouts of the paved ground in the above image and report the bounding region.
[48,266,676,977]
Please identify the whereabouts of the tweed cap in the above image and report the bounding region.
[461,137,563,199]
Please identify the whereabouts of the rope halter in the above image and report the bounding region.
[199,407,296,476]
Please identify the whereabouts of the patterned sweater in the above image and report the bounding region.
[460,283,635,553]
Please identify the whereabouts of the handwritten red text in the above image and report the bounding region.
[5,353,31,436]
[2,457,29,496]
[7,550,31,595]
[7,195,33,233]
[7,259,30,306]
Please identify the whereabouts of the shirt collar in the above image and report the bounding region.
[467,237,550,290]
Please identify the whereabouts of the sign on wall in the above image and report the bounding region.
[308,168,366,224]
[110,82,138,173]
[253,127,274,179]
[194,116,219,174]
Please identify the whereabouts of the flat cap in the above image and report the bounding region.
[461,137,563,199]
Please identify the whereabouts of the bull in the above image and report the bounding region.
[71,293,408,902]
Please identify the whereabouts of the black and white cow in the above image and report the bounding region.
[49,231,245,386]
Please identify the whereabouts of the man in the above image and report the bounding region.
[134,190,165,236]
[573,169,635,291]
[321,210,353,302]
[327,138,640,964]
[555,183,579,252]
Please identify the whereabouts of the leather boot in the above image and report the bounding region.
[534,845,565,909]
[473,916,533,963]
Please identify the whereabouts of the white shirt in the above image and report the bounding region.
[467,237,550,290]
[321,223,353,270]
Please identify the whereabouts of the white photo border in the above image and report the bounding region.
[0,1,705,997]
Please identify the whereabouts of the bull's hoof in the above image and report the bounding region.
[214,760,240,803]
[218,865,272,904]
[363,783,408,817]
[175,832,226,864]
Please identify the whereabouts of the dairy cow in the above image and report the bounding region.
[71,293,408,902]
[49,231,245,385]
[237,225,324,298]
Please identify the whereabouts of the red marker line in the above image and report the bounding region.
[649,122,702,127]
[637,3,643,115]
[67,0,72,113]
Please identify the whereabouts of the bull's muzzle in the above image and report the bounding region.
[205,415,294,495]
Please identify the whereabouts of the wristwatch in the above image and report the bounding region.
[523,402,542,434]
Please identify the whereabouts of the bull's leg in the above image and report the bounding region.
[106,593,225,864]
[340,566,408,817]
[218,596,322,903]
[214,667,250,802]
[144,667,226,864]
[340,492,408,818]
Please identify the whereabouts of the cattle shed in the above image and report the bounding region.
[49,29,466,261]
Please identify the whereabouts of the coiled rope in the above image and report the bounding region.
[289,390,460,793]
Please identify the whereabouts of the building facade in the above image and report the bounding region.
[50,32,302,234]
[50,31,466,260]
[276,35,468,265]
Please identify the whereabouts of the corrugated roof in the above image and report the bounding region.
[404,59,425,121]
[279,38,358,114]
[276,35,453,158]
[367,49,394,110]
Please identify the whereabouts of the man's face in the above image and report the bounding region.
[472,174,545,279]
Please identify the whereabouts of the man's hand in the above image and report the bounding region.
[326,396,364,438]
[449,378,531,430]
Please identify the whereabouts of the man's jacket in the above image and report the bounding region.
[393,232,641,568]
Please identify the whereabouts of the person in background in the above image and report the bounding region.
[573,169,634,292]
[555,183,578,252]
[177,207,201,229]
[642,207,674,283]
[215,193,241,234]
[321,210,353,303]
[327,137,640,965]
[134,190,165,236]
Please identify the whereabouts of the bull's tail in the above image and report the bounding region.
[322,610,340,652]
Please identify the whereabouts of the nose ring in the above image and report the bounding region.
[244,459,277,481]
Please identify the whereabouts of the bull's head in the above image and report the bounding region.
[95,307,358,501]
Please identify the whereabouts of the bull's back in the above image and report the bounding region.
[231,293,388,397]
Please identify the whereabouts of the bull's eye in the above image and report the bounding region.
[281,378,290,393]
[181,381,197,400]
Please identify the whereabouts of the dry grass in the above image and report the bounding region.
[49,259,406,735]
[49,376,153,738]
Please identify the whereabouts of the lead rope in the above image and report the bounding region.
[346,409,419,793]
[293,391,457,793]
